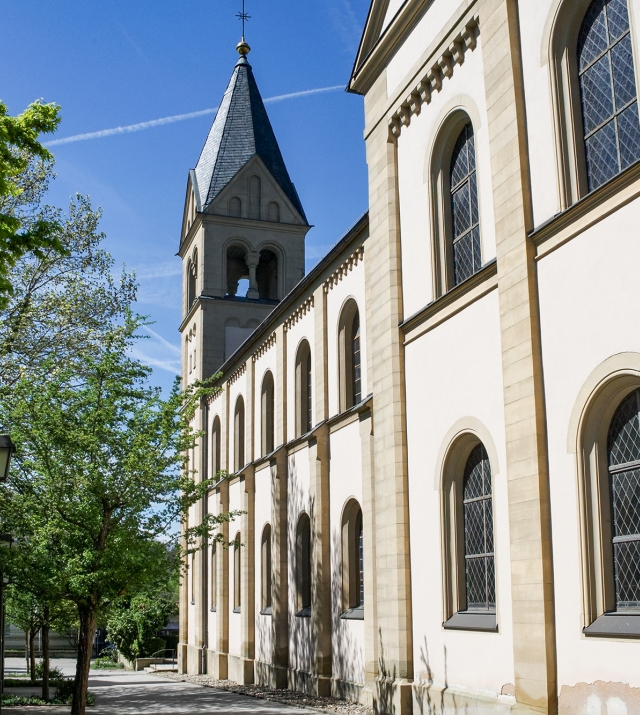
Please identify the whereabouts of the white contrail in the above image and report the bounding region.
[46,85,344,147]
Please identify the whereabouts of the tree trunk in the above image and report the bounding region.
[25,629,29,679]
[42,615,50,702]
[29,628,37,682]
[71,606,95,715]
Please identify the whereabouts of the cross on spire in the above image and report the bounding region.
[237,0,251,39]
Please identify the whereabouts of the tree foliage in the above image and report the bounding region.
[0,100,63,306]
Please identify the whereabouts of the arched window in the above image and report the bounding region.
[261,371,275,456]
[341,500,364,616]
[249,175,261,220]
[190,553,196,605]
[233,532,241,612]
[268,201,280,222]
[295,513,311,615]
[229,196,242,217]
[226,245,249,298]
[578,0,640,192]
[234,396,245,472]
[338,301,362,411]
[261,524,272,613]
[211,416,221,476]
[462,444,495,611]
[210,541,217,611]
[607,388,640,611]
[187,255,197,311]
[449,123,481,286]
[295,340,312,437]
[256,249,279,301]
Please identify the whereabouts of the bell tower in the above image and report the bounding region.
[178,40,310,383]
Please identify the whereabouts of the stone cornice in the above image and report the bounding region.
[284,296,314,332]
[252,333,277,362]
[323,246,365,293]
[228,363,247,386]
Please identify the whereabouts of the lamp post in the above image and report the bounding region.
[0,435,15,714]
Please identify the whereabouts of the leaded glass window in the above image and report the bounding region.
[356,509,364,607]
[607,388,640,611]
[463,444,495,611]
[352,312,362,406]
[306,351,313,434]
[450,123,481,286]
[578,0,640,191]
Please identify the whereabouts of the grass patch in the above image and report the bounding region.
[91,657,124,670]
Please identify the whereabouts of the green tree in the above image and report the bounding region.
[0,100,63,306]
[106,592,176,663]
[0,320,233,715]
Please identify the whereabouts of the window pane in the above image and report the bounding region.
[607,0,630,42]
[452,182,471,238]
[464,501,485,555]
[613,541,640,609]
[450,129,470,188]
[608,390,640,466]
[579,0,609,71]
[612,469,640,538]
[617,101,640,169]
[612,35,636,110]
[585,119,619,189]
[581,54,615,133]
[465,557,488,610]
[453,233,474,285]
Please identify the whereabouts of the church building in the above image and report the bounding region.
[178,2,640,714]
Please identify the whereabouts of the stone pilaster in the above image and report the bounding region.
[178,522,189,674]
[239,467,256,684]
[309,423,332,696]
[212,479,230,680]
[270,447,289,688]
[314,286,329,424]
[364,121,413,715]
[480,1,557,713]
[246,358,255,465]
[275,325,288,447]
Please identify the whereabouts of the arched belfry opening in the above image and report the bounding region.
[227,245,250,298]
[256,249,279,300]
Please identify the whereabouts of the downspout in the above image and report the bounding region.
[201,399,209,675]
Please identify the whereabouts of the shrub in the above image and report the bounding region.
[35,661,66,682]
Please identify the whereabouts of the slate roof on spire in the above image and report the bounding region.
[194,54,307,223]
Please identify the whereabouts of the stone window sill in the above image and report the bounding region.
[341,606,364,620]
[295,606,311,618]
[443,612,498,632]
[210,607,216,613]
[584,612,640,638]
[233,606,241,614]
[260,606,272,616]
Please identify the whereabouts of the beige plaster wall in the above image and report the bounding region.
[396,44,496,317]
[287,447,313,674]
[404,290,514,695]
[326,261,369,417]
[537,200,640,691]
[329,420,366,685]
[254,463,272,663]
[228,478,243,658]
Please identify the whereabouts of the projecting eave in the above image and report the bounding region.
[349,0,430,95]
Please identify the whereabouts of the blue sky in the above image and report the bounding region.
[2,0,371,392]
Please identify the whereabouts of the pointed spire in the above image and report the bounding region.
[193,48,307,223]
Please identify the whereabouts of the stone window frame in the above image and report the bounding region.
[547,0,640,209]
[340,498,364,619]
[337,299,362,413]
[437,419,500,632]
[233,531,242,613]
[190,552,196,606]
[211,415,221,477]
[295,512,312,616]
[261,370,275,457]
[186,249,198,312]
[210,541,217,612]
[294,339,313,438]
[429,108,484,299]
[260,523,272,615]
[234,395,245,473]
[568,353,640,637]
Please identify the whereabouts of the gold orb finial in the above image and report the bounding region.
[237,38,251,56]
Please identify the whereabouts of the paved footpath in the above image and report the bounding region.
[2,660,319,714]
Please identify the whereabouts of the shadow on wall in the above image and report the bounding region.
[287,454,313,675]
[413,636,455,715]
[330,525,364,686]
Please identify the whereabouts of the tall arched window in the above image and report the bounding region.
[210,541,217,611]
[449,123,481,286]
[261,524,272,613]
[295,341,312,437]
[234,396,245,472]
[261,371,275,456]
[211,416,221,477]
[338,301,362,412]
[187,254,197,311]
[462,444,495,611]
[233,532,242,612]
[268,201,280,222]
[578,0,640,191]
[229,196,242,217]
[607,388,640,611]
[296,513,311,615]
[341,500,364,616]
[249,175,261,220]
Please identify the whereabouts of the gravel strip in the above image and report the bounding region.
[155,672,374,715]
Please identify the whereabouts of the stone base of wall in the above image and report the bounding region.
[332,676,364,703]
[373,677,414,715]
[288,668,332,697]
[177,642,188,675]
[186,644,204,675]
[411,681,516,715]
[228,654,255,684]
[207,650,228,680]
[255,660,288,689]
